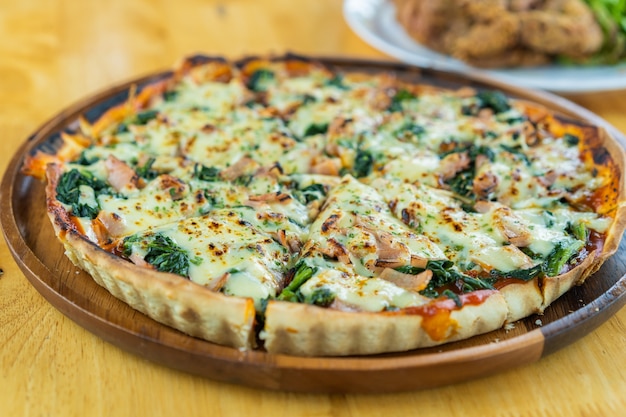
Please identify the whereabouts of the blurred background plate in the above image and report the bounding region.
[343,0,626,92]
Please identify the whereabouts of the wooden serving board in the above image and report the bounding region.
[2,56,625,393]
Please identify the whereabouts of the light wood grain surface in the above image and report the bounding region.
[1,1,625,416]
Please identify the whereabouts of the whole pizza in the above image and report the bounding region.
[22,55,626,356]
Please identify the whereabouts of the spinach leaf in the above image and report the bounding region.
[75,149,100,166]
[143,233,191,277]
[397,260,495,299]
[544,240,585,277]
[500,144,531,166]
[564,133,580,146]
[303,287,336,307]
[163,90,178,102]
[247,69,275,92]
[353,148,374,178]
[56,169,109,219]
[193,164,221,182]
[568,222,589,241]
[324,75,349,90]
[278,261,318,302]
[388,89,416,112]
[476,90,511,114]
[116,109,159,133]
[303,123,329,137]
[446,170,475,198]
[395,122,426,140]
[489,263,544,281]
[72,204,100,219]
[135,110,159,125]
[297,183,327,204]
[136,157,158,180]
[442,289,462,307]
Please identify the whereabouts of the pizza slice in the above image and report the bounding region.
[262,175,509,356]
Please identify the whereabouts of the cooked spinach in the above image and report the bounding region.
[388,89,416,112]
[72,204,100,219]
[116,109,159,133]
[163,90,178,102]
[324,75,349,90]
[353,148,374,178]
[303,287,336,307]
[442,144,495,199]
[396,260,495,298]
[476,90,511,114]
[297,183,327,204]
[56,169,110,219]
[544,240,585,277]
[395,122,426,140]
[442,289,462,307]
[135,110,159,125]
[564,133,580,146]
[193,164,221,182]
[278,261,317,302]
[136,157,158,180]
[568,222,589,241]
[446,170,475,198]
[500,144,531,166]
[303,123,329,137]
[247,69,275,92]
[142,233,191,277]
[489,263,544,281]
[75,149,100,166]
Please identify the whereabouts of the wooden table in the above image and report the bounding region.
[1,1,625,415]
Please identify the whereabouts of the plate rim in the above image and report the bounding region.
[342,0,626,93]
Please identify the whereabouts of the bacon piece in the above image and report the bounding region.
[255,163,284,180]
[379,268,433,292]
[248,192,293,204]
[219,157,258,181]
[317,238,351,265]
[475,202,532,247]
[474,200,495,214]
[354,216,412,270]
[493,207,532,247]
[310,157,341,176]
[537,169,558,187]
[157,174,187,200]
[95,211,127,238]
[327,117,353,137]
[206,272,230,292]
[275,229,301,253]
[473,171,499,198]
[104,155,144,192]
[439,152,471,181]
[410,255,429,269]
[129,253,154,269]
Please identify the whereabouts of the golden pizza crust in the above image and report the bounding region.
[262,291,508,356]
[498,281,544,323]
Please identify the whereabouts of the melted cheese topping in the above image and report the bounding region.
[52,59,618,313]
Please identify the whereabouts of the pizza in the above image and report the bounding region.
[22,55,626,356]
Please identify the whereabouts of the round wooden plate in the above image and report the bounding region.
[2,56,626,393]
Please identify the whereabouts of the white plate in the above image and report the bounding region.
[343,0,626,93]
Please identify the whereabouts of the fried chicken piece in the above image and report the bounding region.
[518,0,603,58]
[393,0,603,68]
